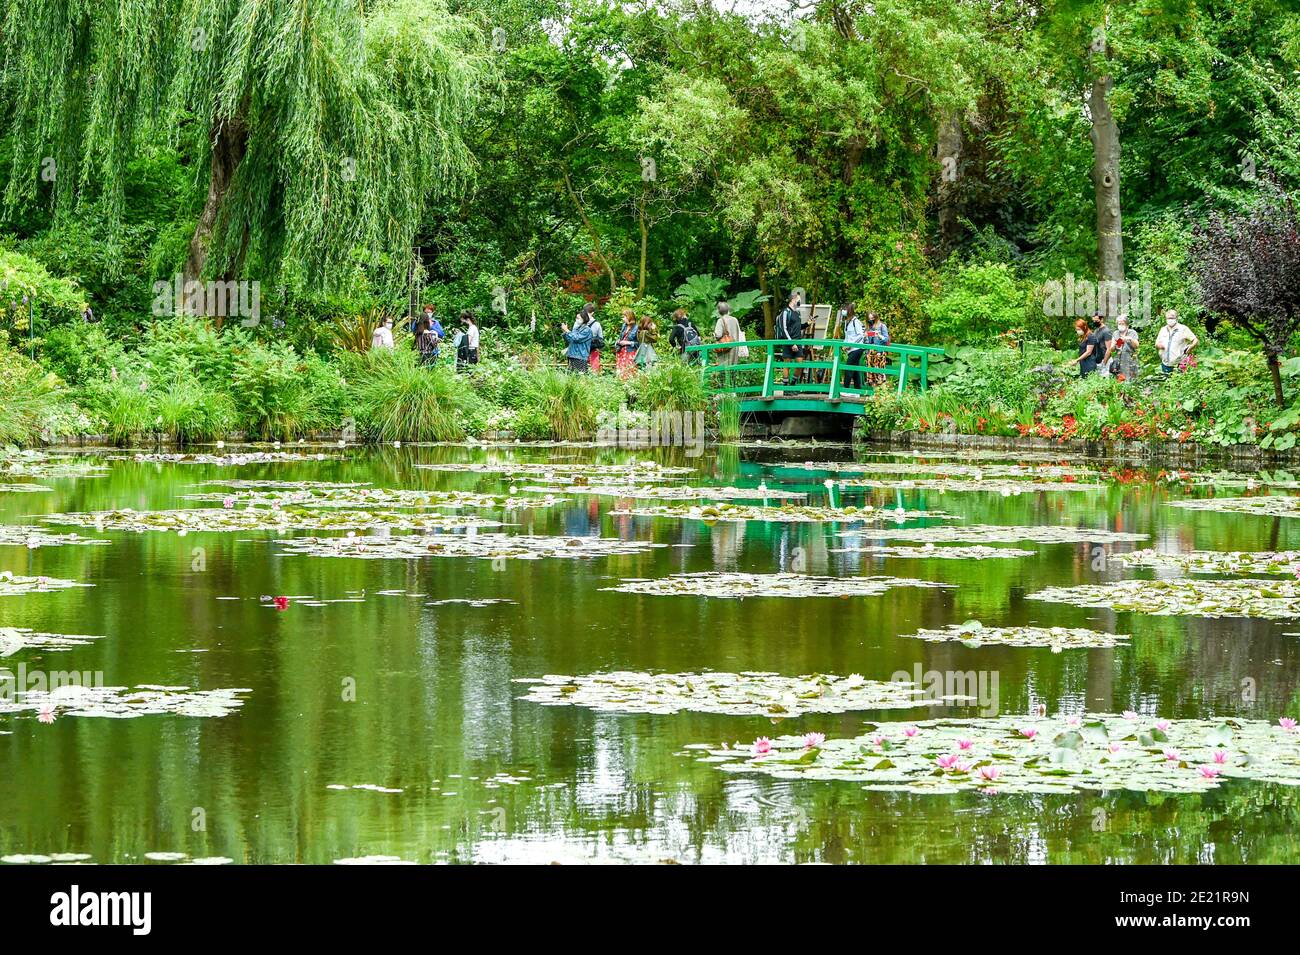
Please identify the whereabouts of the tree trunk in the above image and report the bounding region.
[935,111,962,261]
[1269,353,1284,406]
[757,260,774,338]
[637,196,648,299]
[184,114,249,290]
[561,168,616,295]
[1089,73,1124,283]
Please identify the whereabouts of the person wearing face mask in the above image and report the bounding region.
[1155,309,1197,374]
[1104,313,1140,382]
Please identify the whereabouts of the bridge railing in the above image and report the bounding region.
[684,338,946,401]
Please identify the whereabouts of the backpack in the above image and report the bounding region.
[590,326,606,351]
[682,323,702,349]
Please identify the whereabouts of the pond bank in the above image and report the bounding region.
[856,427,1300,466]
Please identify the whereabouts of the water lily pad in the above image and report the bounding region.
[904,624,1128,649]
[0,526,112,549]
[0,483,52,493]
[836,477,1104,493]
[689,713,1300,794]
[0,627,103,655]
[120,451,338,466]
[416,460,695,479]
[278,531,666,561]
[1167,495,1300,519]
[610,502,955,524]
[517,483,805,501]
[0,574,92,597]
[0,683,249,719]
[1109,549,1300,576]
[182,486,565,511]
[43,507,502,534]
[830,544,1035,560]
[773,461,1096,479]
[517,671,968,716]
[1027,577,1300,619]
[602,571,952,599]
[841,524,1146,544]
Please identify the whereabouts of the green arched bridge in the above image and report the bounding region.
[685,338,945,415]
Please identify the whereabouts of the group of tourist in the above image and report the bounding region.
[1069,309,1198,382]
[562,304,666,378]
[370,304,480,370]
[704,292,891,392]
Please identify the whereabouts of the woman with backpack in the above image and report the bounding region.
[669,309,703,362]
[615,308,639,379]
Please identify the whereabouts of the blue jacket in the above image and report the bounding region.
[564,323,593,360]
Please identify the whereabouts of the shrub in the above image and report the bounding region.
[0,345,66,444]
[229,339,326,440]
[922,262,1036,343]
[345,348,472,442]
[628,357,707,412]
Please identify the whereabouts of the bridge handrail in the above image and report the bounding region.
[685,337,941,400]
[685,338,945,357]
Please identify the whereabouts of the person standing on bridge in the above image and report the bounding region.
[776,292,804,386]
[864,312,890,387]
[841,304,865,391]
[712,301,740,367]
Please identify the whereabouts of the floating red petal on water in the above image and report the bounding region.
[274,596,289,611]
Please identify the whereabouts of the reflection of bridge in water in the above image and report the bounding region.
[687,338,945,436]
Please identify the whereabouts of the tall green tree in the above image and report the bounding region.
[1,0,483,296]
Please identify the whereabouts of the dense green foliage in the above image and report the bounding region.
[2,1,1300,449]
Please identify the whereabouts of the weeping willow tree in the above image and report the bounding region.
[0,0,482,294]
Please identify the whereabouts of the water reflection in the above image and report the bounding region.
[1,443,1299,863]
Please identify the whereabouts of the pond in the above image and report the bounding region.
[1,442,1299,864]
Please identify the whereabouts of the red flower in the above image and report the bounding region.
[274,596,289,611]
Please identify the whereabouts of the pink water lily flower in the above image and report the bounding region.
[37,703,56,724]
[1280,717,1298,731]
[957,738,974,750]
[1108,743,1122,754]
[753,737,772,756]
[1198,765,1221,779]
[903,726,918,738]
[1123,710,1138,721]
[1163,749,1180,762]
[1155,719,1171,732]
[1065,715,1082,727]
[872,735,886,748]
[803,732,825,749]
[1212,750,1228,764]
[1020,728,1038,741]
[936,754,961,769]
[222,497,235,509]
[978,766,1001,782]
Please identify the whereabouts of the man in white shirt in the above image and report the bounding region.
[1155,309,1198,373]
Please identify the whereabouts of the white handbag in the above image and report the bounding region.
[737,329,750,360]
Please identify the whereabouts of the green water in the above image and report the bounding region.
[2,443,1299,864]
